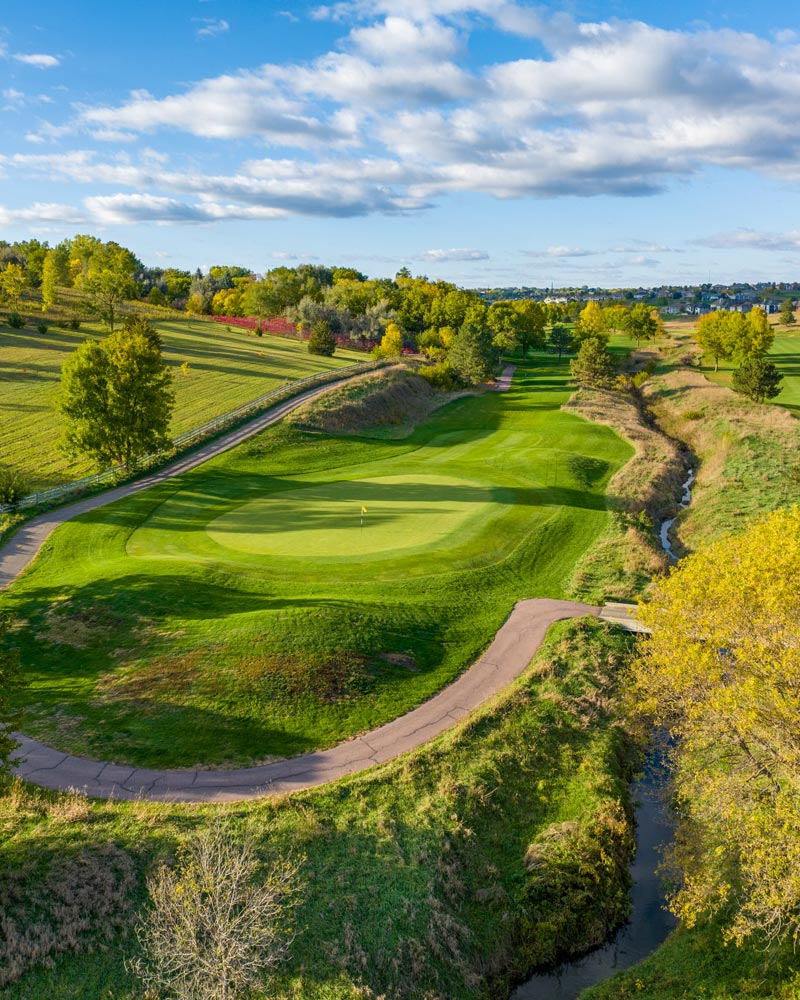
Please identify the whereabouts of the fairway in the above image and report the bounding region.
[696,327,800,412]
[1,357,633,768]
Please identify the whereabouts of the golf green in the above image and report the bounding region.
[2,357,634,767]
[203,475,505,558]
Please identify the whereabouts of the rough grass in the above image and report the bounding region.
[563,384,683,603]
[642,368,800,555]
[288,364,463,439]
[0,618,637,1000]
[0,301,362,490]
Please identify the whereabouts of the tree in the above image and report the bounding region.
[696,311,733,371]
[548,324,572,360]
[0,614,24,779]
[569,337,615,387]
[487,301,522,353]
[572,301,607,347]
[80,242,138,331]
[58,330,174,470]
[629,507,800,947]
[372,322,404,359]
[740,306,774,361]
[780,299,795,326]
[627,303,662,347]
[732,357,783,402]
[307,320,336,357]
[448,322,497,384]
[0,263,28,308]
[41,247,70,312]
[131,823,302,1000]
[121,314,162,351]
[513,300,548,355]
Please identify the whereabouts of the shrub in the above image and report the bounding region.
[682,408,704,421]
[37,322,48,334]
[0,469,28,506]
[6,311,24,329]
[419,361,462,391]
[69,317,81,331]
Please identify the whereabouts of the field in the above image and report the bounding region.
[1,357,632,768]
[0,315,362,490]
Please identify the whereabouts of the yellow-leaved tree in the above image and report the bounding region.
[629,506,800,946]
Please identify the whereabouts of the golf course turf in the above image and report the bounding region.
[1,356,632,768]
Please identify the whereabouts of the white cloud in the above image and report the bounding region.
[13,53,60,68]
[0,201,84,226]
[523,246,597,258]
[419,248,489,261]
[695,229,800,250]
[194,18,230,38]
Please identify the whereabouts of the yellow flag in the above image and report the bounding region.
[361,506,368,514]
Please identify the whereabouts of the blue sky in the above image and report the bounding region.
[2,0,800,287]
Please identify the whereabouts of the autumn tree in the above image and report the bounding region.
[131,823,302,1000]
[630,507,800,947]
[572,301,608,347]
[0,263,28,308]
[732,357,783,402]
[58,330,174,470]
[627,303,662,347]
[738,306,773,361]
[696,311,733,371]
[779,298,795,326]
[121,314,163,351]
[372,322,404,359]
[569,337,615,387]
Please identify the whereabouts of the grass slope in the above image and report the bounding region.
[0,316,361,490]
[0,619,636,1000]
[1,356,632,768]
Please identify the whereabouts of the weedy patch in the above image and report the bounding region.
[235,650,375,703]
[42,600,126,650]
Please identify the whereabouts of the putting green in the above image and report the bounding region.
[205,474,507,558]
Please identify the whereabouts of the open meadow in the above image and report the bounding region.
[0,315,362,490]
[1,357,631,768]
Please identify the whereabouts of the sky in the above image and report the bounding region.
[2,0,800,288]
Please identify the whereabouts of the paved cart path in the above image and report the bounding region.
[12,598,598,802]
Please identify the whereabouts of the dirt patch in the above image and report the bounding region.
[42,601,125,650]
[96,650,206,702]
[379,651,418,671]
[235,650,374,702]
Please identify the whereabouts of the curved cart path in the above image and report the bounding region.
[12,598,597,802]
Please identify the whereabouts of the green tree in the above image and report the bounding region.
[41,247,70,312]
[627,303,662,347]
[739,306,774,361]
[732,357,783,402]
[307,320,336,357]
[58,330,174,470]
[780,299,795,326]
[548,324,572,360]
[80,243,138,330]
[121,314,163,351]
[448,322,497,384]
[630,507,800,947]
[0,263,28,308]
[0,614,24,780]
[696,311,733,371]
[487,301,522,353]
[569,337,615,388]
[513,300,548,355]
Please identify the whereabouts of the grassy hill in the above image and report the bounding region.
[1,292,362,490]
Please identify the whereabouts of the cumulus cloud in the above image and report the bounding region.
[418,248,489,261]
[9,5,800,225]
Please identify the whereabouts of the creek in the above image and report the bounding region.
[659,468,695,562]
[510,761,676,1000]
